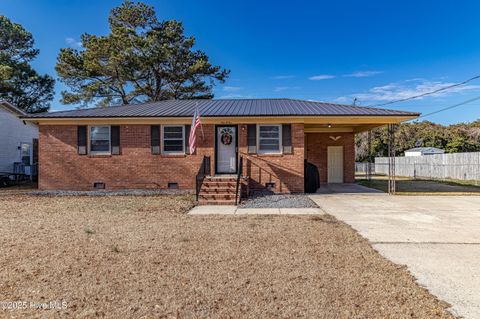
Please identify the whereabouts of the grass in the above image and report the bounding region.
[0,194,454,318]
[357,176,480,194]
[110,244,121,253]
[84,227,95,234]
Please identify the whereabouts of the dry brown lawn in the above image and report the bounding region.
[0,194,454,318]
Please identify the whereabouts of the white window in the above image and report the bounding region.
[20,143,31,165]
[257,124,282,154]
[162,125,185,154]
[89,126,111,154]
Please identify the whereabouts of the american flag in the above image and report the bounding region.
[189,106,201,154]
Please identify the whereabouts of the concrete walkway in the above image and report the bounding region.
[309,194,480,319]
[188,205,324,215]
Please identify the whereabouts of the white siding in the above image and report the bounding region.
[0,106,38,172]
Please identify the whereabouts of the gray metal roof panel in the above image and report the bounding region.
[22,98,420,118]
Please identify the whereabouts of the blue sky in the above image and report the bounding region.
[1,0,480,124]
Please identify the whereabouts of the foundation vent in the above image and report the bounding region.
[168,182,179,189]
[93,182,105,190]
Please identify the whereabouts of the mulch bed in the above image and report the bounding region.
[0,195,454,318]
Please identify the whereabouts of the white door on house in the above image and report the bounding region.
[216,126,237,174]
[328,146,344,183]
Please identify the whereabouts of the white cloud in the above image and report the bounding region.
[223,86,242,92]
[344,70,383,78]
[334,96,351,103]
[308,74,335,81]
[336,79,480,103]
[65,37,82,48]
[274,86,300,92]
[218,94,254,99]
[271,75,295,80]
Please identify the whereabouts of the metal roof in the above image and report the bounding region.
[22,98,420,119]
[405,147,444,153]
[0,100,26,116]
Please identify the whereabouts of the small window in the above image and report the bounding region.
[90,126,111,154]
[162,125,185,154]
[20,143,31,165]
[257,125,282,154]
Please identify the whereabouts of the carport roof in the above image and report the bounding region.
[22,98,419,119]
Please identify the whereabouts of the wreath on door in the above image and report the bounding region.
[220,127,233,145]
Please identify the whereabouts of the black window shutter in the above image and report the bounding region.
[77,125,87,155]
[247,124,257,153]
[185,124,191,154]
[282,124,292,154]
[151,125,160,154]
[111,126,120,155]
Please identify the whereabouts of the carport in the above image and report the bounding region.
[304,122,401,194]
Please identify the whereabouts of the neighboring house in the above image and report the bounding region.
[0,101,38,178]
[23,99,418,203]
[404,147,445,157]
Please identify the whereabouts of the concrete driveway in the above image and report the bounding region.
[309,193,480,319]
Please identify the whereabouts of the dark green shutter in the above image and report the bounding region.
[247,124,256,153]
[111,125,120,155]
[185,125,191,154]
[151,125,160,154]
[282,124,292,154]
[77,125,87,155]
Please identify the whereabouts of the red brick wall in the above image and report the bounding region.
[39,125,215,190]
[39,123,306,192]
[305,132,355,184]
[238,124,305,193]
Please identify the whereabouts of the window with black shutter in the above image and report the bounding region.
[162,125,185,154]
[77,125,87,155]
[282,124,292,154]
[151,125,160,154]
[111,125,120,155]
[247,124,257,153]
[89,126,111,155]
[185,124,191,154]
[257,125,282,154]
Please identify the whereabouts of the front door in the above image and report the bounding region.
[327,146,344,183]
[216,125,237,174]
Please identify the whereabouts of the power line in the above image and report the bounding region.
[415,95,480,120]
[368,74,480,108]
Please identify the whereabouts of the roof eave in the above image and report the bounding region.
[0,100,26,116]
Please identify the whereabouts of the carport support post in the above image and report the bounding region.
[367,130,372,181]
[387,124,396,194]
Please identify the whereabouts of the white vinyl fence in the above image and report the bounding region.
[374,152,480,181]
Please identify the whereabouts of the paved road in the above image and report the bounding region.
[309,193,480,319]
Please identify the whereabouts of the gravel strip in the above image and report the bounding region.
[240,193,318,208]
[30,189,193,196]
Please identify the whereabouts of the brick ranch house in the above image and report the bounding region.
[23,99,418,204]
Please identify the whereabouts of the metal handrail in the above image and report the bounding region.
[195,156,211,201]
[235,156,243,205]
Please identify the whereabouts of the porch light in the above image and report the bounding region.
[327,124,332,128]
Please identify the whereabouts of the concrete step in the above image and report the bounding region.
[198,199,237,205]
[201,182,237,190]
[199,188,236,194]
[204,177,237,183]
[198,193,239,201]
